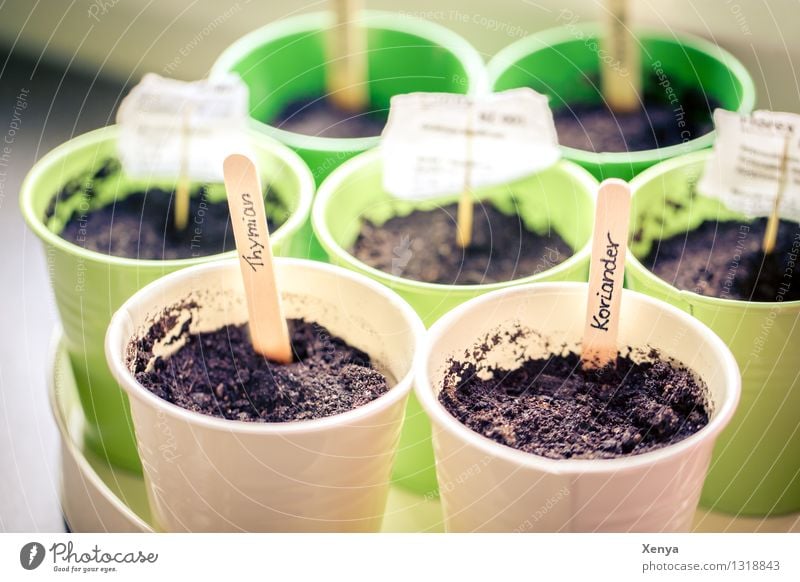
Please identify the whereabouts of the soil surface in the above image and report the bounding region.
[271,96,387,138]
[352,203,573,285]
[554,89,718,152]
[134,319,389,422]
[54,159,287,260]
[439,349,709,459]
[642,218,800,302]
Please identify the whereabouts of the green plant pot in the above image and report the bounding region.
[626,150,800,516]
[20,125,314,473]
[312,148,598,493]
[210,10,487,185]
[488,24,756,181]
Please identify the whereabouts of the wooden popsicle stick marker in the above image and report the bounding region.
[456,181,474,248]
[173,106,192,231]
[223,154,293,363]
[581,178,631,369]
[456,103,475,248]
[327,0,368,112]
[600,0,641,113]
[763,133,791,254]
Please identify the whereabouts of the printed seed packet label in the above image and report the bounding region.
[381,88,560,199]
[117,73,250,182]
[699,108,800,221]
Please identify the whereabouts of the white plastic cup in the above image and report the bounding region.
[416,282,741,532]
[106,258,424,532]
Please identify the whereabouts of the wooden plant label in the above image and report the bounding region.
[173,106,192,231]
[326,0,369,112]
[582,178,631,369]
[600,0,641,113]
[223,154,292,363]
[456,101,475,248]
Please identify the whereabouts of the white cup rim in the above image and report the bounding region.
[415,281,742,475]
[106,257,425,435]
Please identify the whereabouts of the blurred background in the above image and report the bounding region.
[1,0,799,107]
[0,0,798,532]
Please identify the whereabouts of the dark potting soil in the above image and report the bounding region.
[553,89,718,153]
[439,349,709,460]
[271,96,387,138]
[351,203,573,285]
[642,218,800,302]
[133,319,389,422]
[53,159,287,260]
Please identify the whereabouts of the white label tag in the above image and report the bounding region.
[699,109,800,221]
[116,73,250,182]
[380,88,560,200]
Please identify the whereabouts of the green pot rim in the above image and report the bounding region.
[312,148,599,295]
[627,149,800,310]
[487,23,757,167]
[209,10,488,154]
[19,125,315,269]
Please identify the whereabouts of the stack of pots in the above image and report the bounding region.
[21,9,788,532]
[308,23,756,500]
